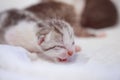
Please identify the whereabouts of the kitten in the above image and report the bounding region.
[43,0,118,29]
[80,0,118,29]
[0,9,76,62]
[26,1,95,37]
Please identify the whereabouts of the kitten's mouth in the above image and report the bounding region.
[57,58,67,62]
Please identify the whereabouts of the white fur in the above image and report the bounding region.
[4,20,42,52]
[62,21,75,51]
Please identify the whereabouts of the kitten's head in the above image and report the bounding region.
[36,19,75,62]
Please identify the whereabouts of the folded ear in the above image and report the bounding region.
[38,35,45,45]
[37,22,54,45]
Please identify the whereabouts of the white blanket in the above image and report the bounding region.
[0,0,120,80]
[0,43,120,80]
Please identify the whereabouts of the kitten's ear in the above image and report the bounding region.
[37,22,53,45]
[38,35,45,45]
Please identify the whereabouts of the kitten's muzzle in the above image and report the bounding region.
[58,58,67,62]
[57,50,74,62]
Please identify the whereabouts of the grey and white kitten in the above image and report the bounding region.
[0,9,75,62]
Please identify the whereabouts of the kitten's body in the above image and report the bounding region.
[0,9,38,44]
[80,0,118,29]
[0,9,75,62]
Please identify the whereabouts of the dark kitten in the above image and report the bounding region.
[80,0,118,29]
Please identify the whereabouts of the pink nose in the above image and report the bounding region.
[67,50,73,56]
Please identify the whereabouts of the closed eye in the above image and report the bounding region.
[43,45,66,51]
